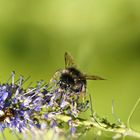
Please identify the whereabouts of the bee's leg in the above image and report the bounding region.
[48,70,61,86]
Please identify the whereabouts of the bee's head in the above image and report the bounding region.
[59,67,86,93]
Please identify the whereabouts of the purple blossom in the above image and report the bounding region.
[70,125,76,134]
[50,119,57,128]
[68,120,76,134]
[0,76,46,133]
[0,71,89,137]
[41,123,46,130]
[1,92,8,101]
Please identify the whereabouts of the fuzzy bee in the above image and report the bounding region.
[50,52,104,96]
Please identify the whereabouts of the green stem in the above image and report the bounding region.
[127,98,140,129]
[56,114,140,139]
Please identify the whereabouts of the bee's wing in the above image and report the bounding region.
[84,74,105,80]
[64,52,77,68]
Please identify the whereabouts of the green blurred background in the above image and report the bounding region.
[0,0,140,139]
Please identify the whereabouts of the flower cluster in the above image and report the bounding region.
[0,72,89,138]
[0,76,45,133]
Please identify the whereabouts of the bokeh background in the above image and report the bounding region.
[0,0,140,139]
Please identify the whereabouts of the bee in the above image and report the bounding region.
[51,52,104,95]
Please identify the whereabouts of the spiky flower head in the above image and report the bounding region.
[0,72,46,133]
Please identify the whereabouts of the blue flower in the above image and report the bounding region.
[0,71,90,138]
